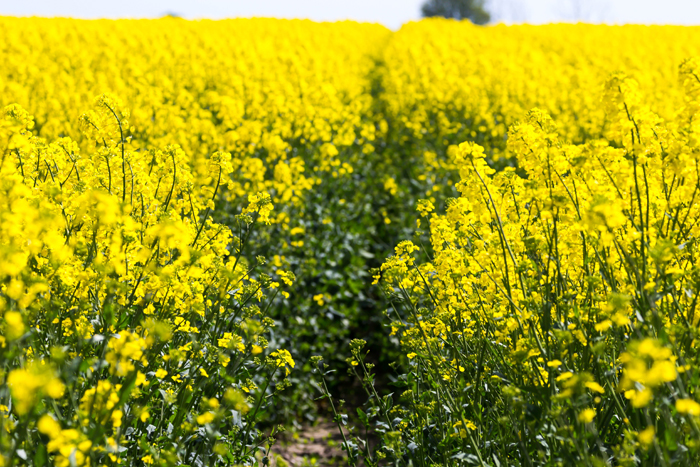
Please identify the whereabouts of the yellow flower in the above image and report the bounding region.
[556,372,573,382]
[111,410,123,428]
[452,419,477,438]
[384,177,399,196]
[625,387,654,408]
[105,331,147,377]
[4,311,25,340]
[242,192,274,224]
[676,398,700,416]
[594,320,613,332]
[585,382,605,394]
[7,364,65,415]
[37,415,62,438]
[578,408,596,424]
[269,349,295,375]
[218,333,245,352]
[196,412,215,425]
[638,426,655,446]
[313,294,326,306]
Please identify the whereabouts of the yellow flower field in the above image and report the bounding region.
[1,16,700,466]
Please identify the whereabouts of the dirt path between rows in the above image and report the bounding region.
[272,421,349,466]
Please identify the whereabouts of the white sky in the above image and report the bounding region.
[0,0,699,30]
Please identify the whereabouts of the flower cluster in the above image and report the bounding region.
[0,15,395,427]
[374,62,700,465]
[0,97,295,465]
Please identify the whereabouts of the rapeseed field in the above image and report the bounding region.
[1,16,700,466]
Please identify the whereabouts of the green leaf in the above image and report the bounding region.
[33,445,48,467]
[357,407,369,427]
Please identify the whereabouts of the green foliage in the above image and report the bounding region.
[421,0,491,25]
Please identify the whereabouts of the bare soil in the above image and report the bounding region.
[272,421,349,466]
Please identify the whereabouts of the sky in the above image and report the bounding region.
[1,0,699,30]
